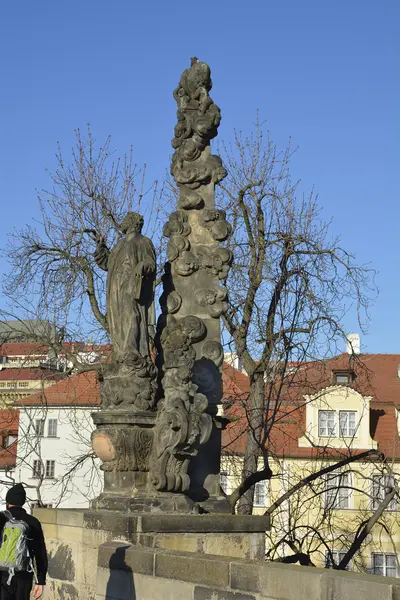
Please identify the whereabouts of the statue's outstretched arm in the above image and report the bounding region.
[93,236,110,271]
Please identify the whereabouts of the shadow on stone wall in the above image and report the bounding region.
[106,546,136,600]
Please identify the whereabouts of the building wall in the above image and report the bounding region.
[0,379,58,406]
[221,452,400,576]
[16,406,103,510]
[0,469,15,510]
[221,382,400,577]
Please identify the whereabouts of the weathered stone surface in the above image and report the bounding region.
[95,566,135,600]
[230,561,262,593]
[194,587,256,600]
[47,580,80,600]
[47,541,76,582]
[155,551,230,587]
[84,510,138,537]
[33,507,57,523]
[257,562,322,600]
[153,59,232,510]
[155,534,199,553]
[56,509,85,527]
[98,541,154,576]
[321,569,400,600]
[139,514,270,533]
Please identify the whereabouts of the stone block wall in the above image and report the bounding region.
[36,509,400,600]
[36,508,268,599]
[96,541,400,600]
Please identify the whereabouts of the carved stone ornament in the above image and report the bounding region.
[171,58,227,207]
[92,427,153,473]
[201,340,224,368]
[195,286,228,318]
[200,209,232,242]
[150,315,212,492]
[100,356,157,411]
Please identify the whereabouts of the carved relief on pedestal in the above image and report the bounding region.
[150,315,212,492]
[92,427,153,473]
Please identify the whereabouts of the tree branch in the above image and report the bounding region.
[264,449,382,516]
[337,486,396,570]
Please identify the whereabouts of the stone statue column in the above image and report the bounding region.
[91,212,158,510]
[155,58,232,512]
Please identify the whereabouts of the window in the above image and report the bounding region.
[318,410,336,437]
[47,419,57,438]
[32,460,43,478]
[372,553,397,577]
[372,475,397,511]
[45,460,55,479]
[333,371,353,385]
[18,382,29,388]
[325,551,351,570]
[6,382,16,388]
[35,420,45,437]
[1,435,8,449]
[220,471,229,493]
[326,472,351,509]
[339,411,357,438]
[253,481,267,507]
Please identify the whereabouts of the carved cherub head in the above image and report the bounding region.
[121,212,144,235]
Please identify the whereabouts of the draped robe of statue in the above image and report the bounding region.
[96,232,156,363]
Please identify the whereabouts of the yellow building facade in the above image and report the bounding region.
[222,355,400,578]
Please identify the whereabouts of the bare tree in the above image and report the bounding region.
[217,118,376,514]
[2,126,162,345]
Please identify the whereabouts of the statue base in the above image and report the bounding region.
[91,490,201,514]
[91,409,231,514]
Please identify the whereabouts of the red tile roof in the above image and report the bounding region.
[222,354,400,460]
[0,369,64,382]
[16,371,100,407]
[0,442,17,468]
[0,410,19,469]
[0,410,19,433]
[0,343,51,357]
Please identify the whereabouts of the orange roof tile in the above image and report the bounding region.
[16,371,100,407]
[0,369,64,382]
[221,354,400,460]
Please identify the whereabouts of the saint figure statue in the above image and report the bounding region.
[94,212,156,364]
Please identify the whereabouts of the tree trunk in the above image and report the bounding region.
[237,372,265,515]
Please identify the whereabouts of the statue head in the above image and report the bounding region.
[120,212,144,235]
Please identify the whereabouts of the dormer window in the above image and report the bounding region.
[333,371,353,386]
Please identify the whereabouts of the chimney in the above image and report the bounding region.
[224,352,243,372]
[346,333,360,355]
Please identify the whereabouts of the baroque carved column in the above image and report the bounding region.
[155,58,232,512]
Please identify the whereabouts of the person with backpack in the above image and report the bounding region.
[0,484,47,600]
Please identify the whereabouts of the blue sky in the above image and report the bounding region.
[0,1,398,352]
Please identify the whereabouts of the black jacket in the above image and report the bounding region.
[0,507,48,585]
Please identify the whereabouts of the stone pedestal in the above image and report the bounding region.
[92,410,204,513]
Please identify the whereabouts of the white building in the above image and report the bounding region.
[15,371,103,510]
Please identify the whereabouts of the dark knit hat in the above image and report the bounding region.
[6,483,26,507]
